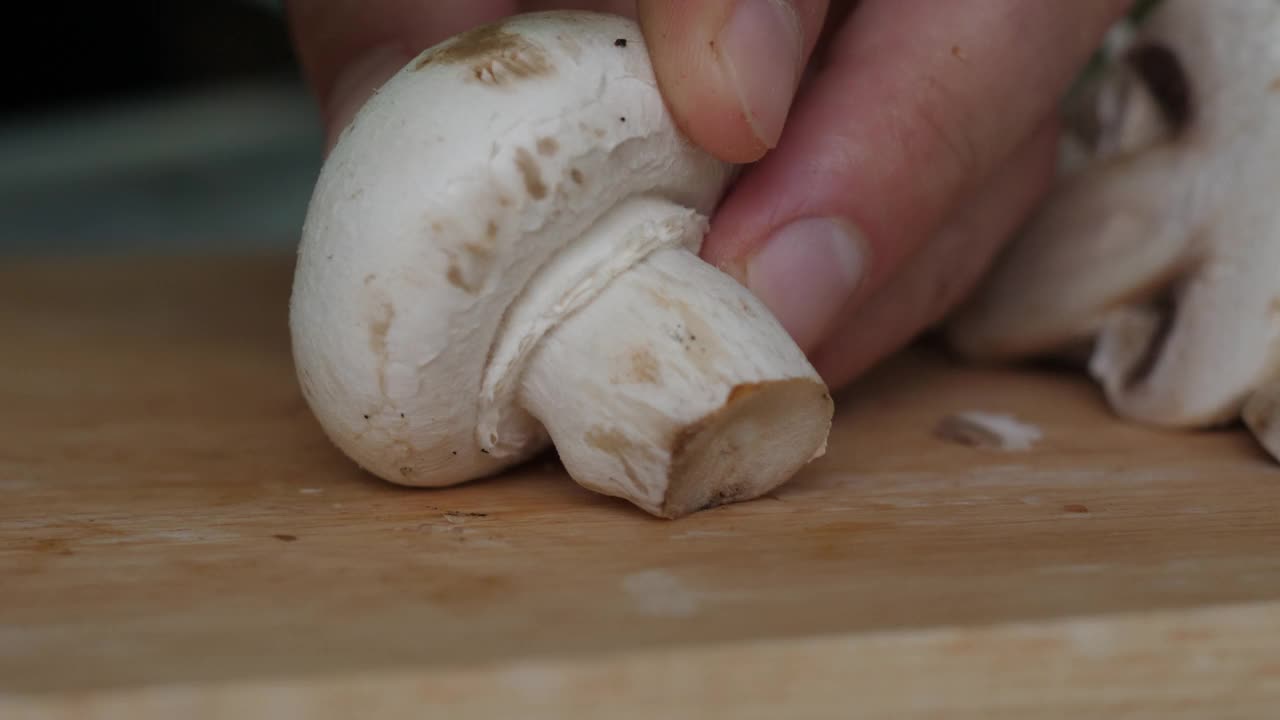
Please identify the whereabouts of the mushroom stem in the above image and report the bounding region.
[517,243,834,518]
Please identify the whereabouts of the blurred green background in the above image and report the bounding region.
[0,0,318,258]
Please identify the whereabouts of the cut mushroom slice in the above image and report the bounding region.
[1244,383,1280,461]
[948,0,1280,436]
[946,146,1196,361]
[288,11,834,518]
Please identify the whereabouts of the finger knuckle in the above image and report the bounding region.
[910,77,984,187]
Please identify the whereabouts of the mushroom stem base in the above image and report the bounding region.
[517,244,834,519]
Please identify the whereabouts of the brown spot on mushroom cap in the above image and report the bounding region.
[537,137,560,156]
[620,346,660,384]
[368,301,395,395]
[570,168,585,185]
[515,147,548,199]
[416,22,554,86]
[464,242,494,261]
[369,303,394,357]
[444,228,494,295]
[1270,75,1280,93]
[447,265,473,293]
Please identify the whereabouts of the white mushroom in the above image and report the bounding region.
[288,11,833,518]
[947,1,1280,449]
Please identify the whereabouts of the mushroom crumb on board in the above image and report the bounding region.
[288,11,833,519]
[935,411,1044,452]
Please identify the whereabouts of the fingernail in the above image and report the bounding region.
[325,45,412,152]
[746,218,866,352]
[716,0,805,149]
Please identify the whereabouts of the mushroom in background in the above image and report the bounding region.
[288,12,834,519]
[946,0,1280,460]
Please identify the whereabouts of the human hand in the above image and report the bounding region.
[286,0,1135,390]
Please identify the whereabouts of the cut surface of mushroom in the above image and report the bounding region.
[288,11,833,517]
[1244,383,1280,461]
[947,0,1280,436]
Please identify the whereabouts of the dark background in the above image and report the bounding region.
[1,1,322,257]
[6,3,298,116]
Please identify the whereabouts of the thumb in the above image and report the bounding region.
[637,0,831,163]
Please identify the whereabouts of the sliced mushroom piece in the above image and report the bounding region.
[1244,383,1280,461]
[946,145,1196,362]
[289,11,833,518]
[948,0,1280,434]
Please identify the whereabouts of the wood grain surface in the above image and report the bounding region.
[2,255,1279,717]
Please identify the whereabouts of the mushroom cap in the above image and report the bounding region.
[289,11,734,486]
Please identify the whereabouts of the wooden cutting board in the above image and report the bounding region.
[2,255,1279,718]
